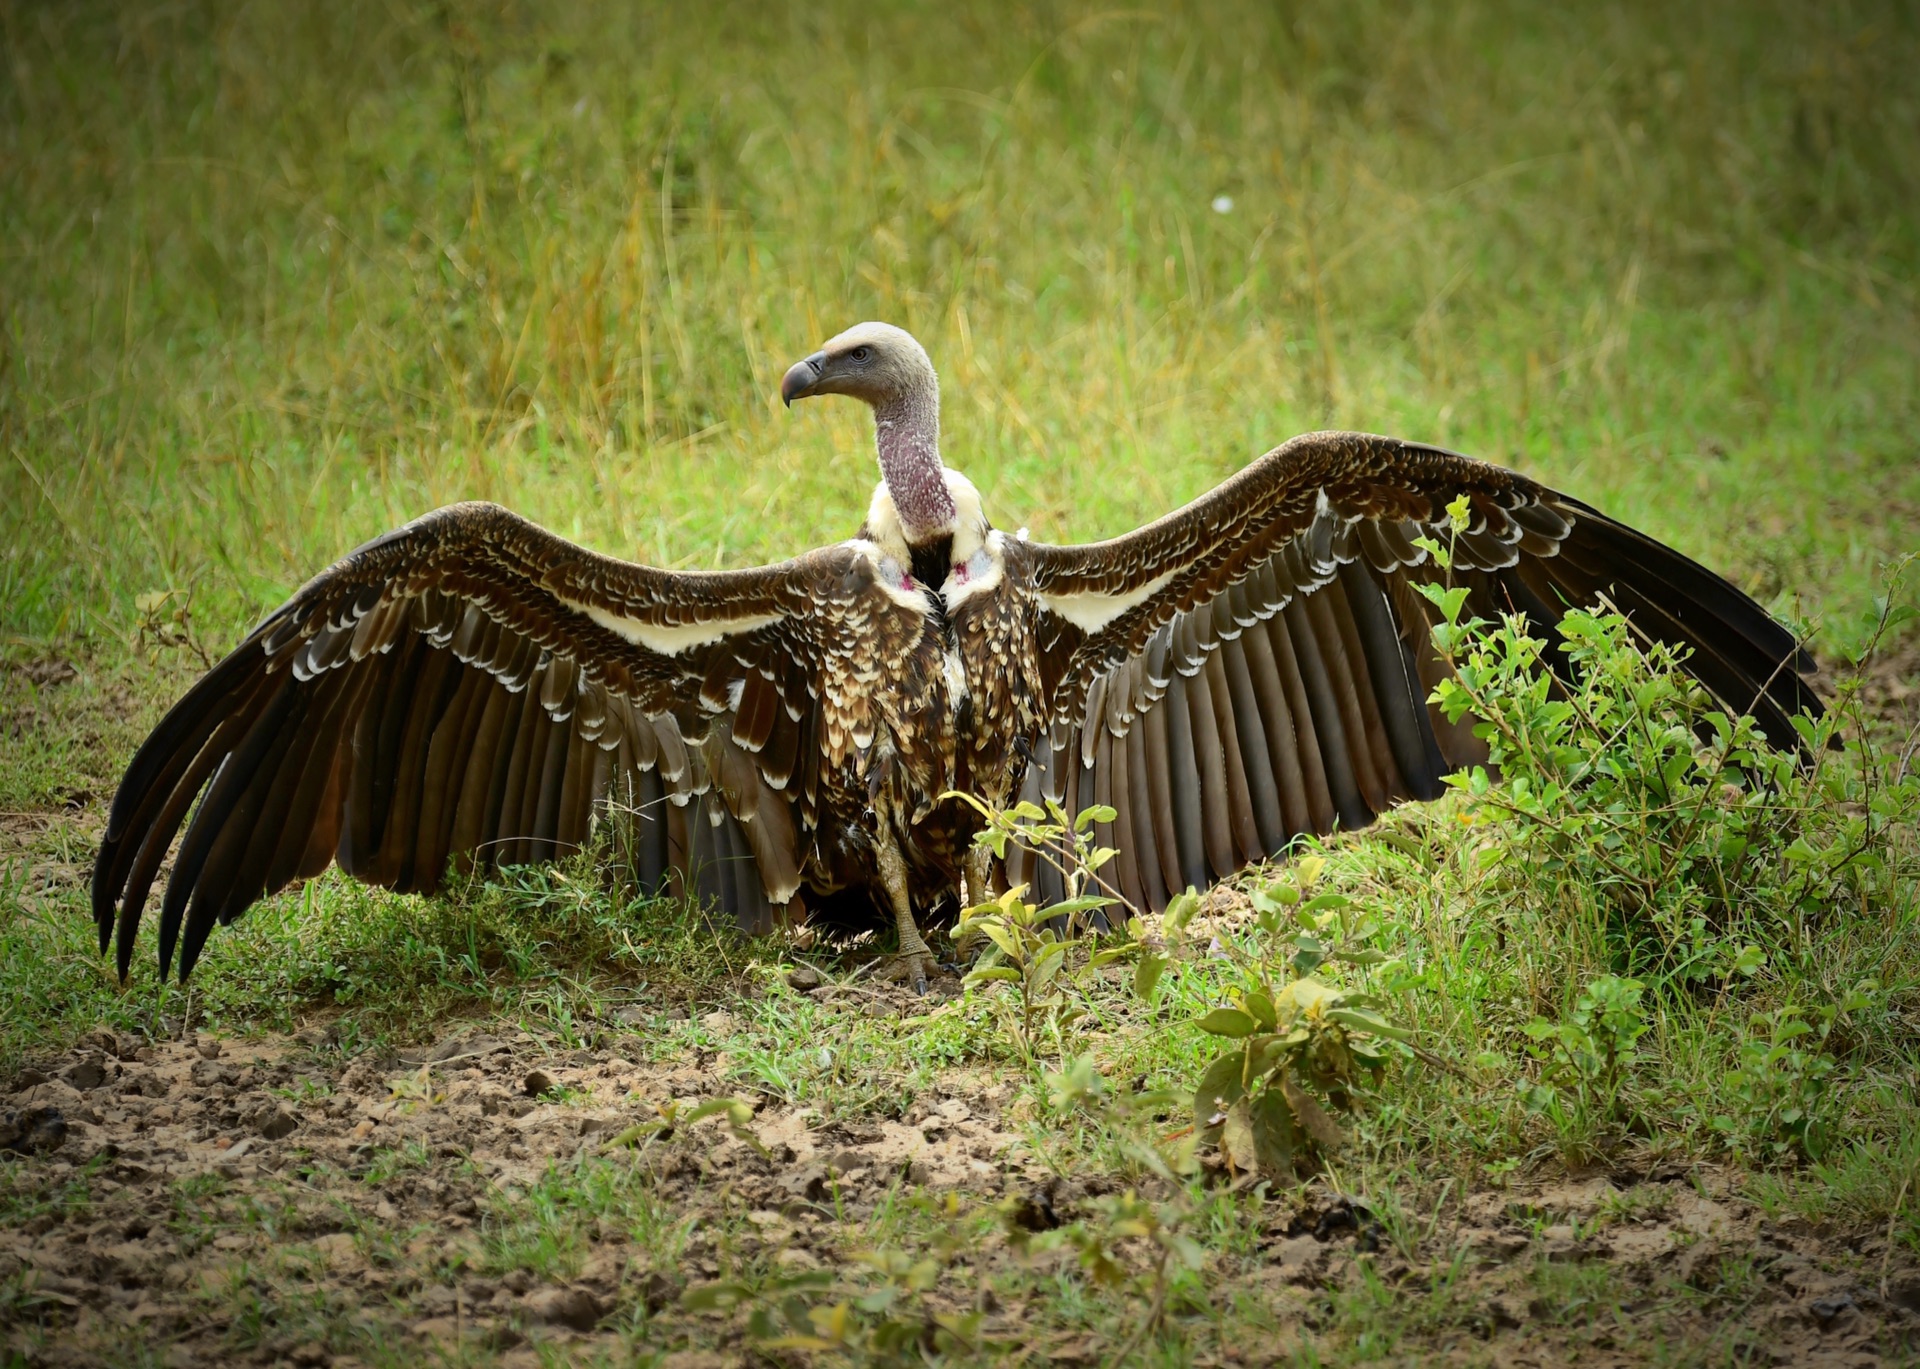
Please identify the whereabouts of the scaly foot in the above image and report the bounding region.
[890,929,934,995]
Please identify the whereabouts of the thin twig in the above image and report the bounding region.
[1105,1249,1170,1369]
[1882,1176,1910,1306]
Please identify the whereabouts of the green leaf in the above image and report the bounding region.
[682,1280,751,1312]
[1192,1050,1248,1133]
[1196,1007,1259,1038]
[1242,990,1277,1031]
[1165,889,1201,932]
[1221,1097,1258,1174]
[1249,1087,1300,1180]
[1325,1007,1413,1042]
[1029,947,1065,994]
[1253,881,1300,909]
[602,1121,668,1149]
[1075,803,1118,831]
[1045,895,1116,919]
[1280,1075,1344,1149]
[964,966,1022,984]
[1132,952,1166,1003]
[980,922,1023,959]
[683,1097,753,1126]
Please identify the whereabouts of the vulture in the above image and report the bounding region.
[92,322,1821,991]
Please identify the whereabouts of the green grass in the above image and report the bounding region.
[3,0,1917,659]
[3,1,1919,1363]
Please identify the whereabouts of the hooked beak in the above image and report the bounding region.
[780,350,828,407]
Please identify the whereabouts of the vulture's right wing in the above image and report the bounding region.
[1009,432,1821,913]
[93,502,903,981]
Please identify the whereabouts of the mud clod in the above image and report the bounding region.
[0,1106,66,1155]
[526,1285,605,1330]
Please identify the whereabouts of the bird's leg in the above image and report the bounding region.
[965,844,999,909]
[874,830,933,995]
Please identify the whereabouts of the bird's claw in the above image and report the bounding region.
[887,952,933,990]
[880,948,934,995]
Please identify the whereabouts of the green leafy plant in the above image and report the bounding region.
[1517,975,1651,1156]
[1009,1055,1207,1356]
[954,789,1412,1182]
[1154,860,1414,1181]
[952,883,1097,1069]
[740,1250,985,1362]
[1712,984,1876,1164]
[950,794,1121,1066]
[1416,518,1920,989]
[952,793,1124,921]
[603,1095,765,1154]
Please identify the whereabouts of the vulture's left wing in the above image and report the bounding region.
[1010,431,1821,913]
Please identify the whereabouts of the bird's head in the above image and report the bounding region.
[780,322,935,410]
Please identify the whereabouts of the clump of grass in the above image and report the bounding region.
[0,837,740,1070]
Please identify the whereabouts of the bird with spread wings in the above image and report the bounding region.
[92,323,1821,991]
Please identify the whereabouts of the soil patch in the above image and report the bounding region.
[2,1027,1915,1365]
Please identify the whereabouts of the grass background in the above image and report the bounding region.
[3,4,1920,1362]
[3,0,1916,662]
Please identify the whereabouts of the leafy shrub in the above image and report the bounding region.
[1417,522,1919,991]
[1177,867,1410,1181]
[1516,974,1650,1158]
[1710,984,1877,1164]
[949,794,1122,1065]
[1087,858,1413,1181]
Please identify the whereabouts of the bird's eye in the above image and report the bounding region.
[850,346,873,362]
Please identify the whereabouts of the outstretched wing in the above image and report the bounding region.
[92,502,895,981]
[1006,431,1821,912]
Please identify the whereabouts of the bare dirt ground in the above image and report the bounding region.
[4,1021,1917,1367]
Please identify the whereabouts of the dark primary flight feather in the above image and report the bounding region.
[94,415,1820,981]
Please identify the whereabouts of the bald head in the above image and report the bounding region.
[780,322,937,410]
[782,322,954,539]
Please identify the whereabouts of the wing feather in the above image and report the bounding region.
[1122,724,1167,911]
[1201,651,1263,870]
[1219,635,1287,854]
[1308,581,1392,814]
[1282,597,1373,832]
[1161,672,1210,893]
